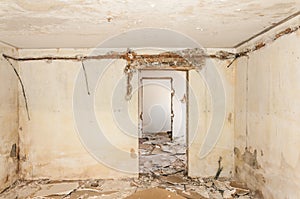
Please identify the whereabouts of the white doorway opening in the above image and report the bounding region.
[138,70,188,176]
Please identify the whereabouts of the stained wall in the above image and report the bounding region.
[234,29,300,198]
[188,58,235,177]
[16,48,236,180]
[0,43,19,192]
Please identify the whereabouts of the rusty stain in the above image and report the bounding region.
[227,112,232,123]
[130,148,137,159]
[1,49,223,66]
[234,11,300,48]
[234,147,260,169]
[234,147,266,198]
[106,16,113,22]
[275,27,292,39]
[2,25,300,75]
[254,42,266,50]
[239,25,300,56]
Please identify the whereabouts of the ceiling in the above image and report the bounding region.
[0,0,299,49]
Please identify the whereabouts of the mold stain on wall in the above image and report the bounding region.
[235,28,300,199]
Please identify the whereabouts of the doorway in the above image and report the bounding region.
[138,70,188,177]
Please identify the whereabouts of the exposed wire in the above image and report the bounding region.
[226,56,238,68]
[1,50,239,63]
[214,156,223,180]
[3,55,30,121]
[81,61,91,95]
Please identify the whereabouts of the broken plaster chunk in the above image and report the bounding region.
[68,189,103,198]
[130,181,139,187]
[209,190,223,199]
[165,187,177,193]
[235,187,250,196]
[33,182,79,197]
[229,181,248,190]
[161,175,187,185]
[151,147,164,155]
[237,195,251,199]
[205,181,213,188]
[214,180,228,191]
[194,186,210,199]
[223,189,236,199]
[90,182,99,187]
[124,187,185,199]
[181,190,191,196]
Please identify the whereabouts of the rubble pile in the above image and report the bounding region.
[139,132,187,176]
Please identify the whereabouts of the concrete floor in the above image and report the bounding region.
[0,133,254,199]
[0,175,254,199]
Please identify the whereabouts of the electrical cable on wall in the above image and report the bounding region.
[2,54,30,121]
[1,48,248,121]
[81,61,91,95]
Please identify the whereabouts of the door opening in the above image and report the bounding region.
[138,70,188,177]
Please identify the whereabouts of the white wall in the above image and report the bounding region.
[15,47,235,180]
[188,58,235,177]
[235,29,300,198]
[0,43,19,192]
[18,49,138,180]
[142,79,172,133]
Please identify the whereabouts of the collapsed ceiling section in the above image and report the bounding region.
[0,0,299,49]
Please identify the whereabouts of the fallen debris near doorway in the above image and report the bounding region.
[139,132,187,176]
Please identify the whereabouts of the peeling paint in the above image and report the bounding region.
[234,147,261,170]
[234,147,265,198]
[237,24,300,56]
[235,29,300,198]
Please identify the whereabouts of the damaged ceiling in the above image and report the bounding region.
[0,0,299,49]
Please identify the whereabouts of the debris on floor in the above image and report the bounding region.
[0,133,254,198]
[139,132,187,176]
[0,176,254,199]
[125,187,185,199]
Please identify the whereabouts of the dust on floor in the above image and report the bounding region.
[0,133,254,199]
[139,132,187,176]
[0,175,254,199]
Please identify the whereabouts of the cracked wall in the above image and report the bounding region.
[12,48,235,181]
[234,29,300,198]
[188,58,235,178]
[17,49,138,180]
[0,43,19,192]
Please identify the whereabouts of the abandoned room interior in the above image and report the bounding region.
[0,1,300,199]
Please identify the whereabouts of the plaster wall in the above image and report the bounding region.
[16,48,235,180]
[0,43,19,192]
[18,49,138,180]
[234,29,300,198]
[188,59,235,177]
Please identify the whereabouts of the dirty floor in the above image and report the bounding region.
[139,132,187,176]
[0,133,254,199]
[0,175,254,199]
